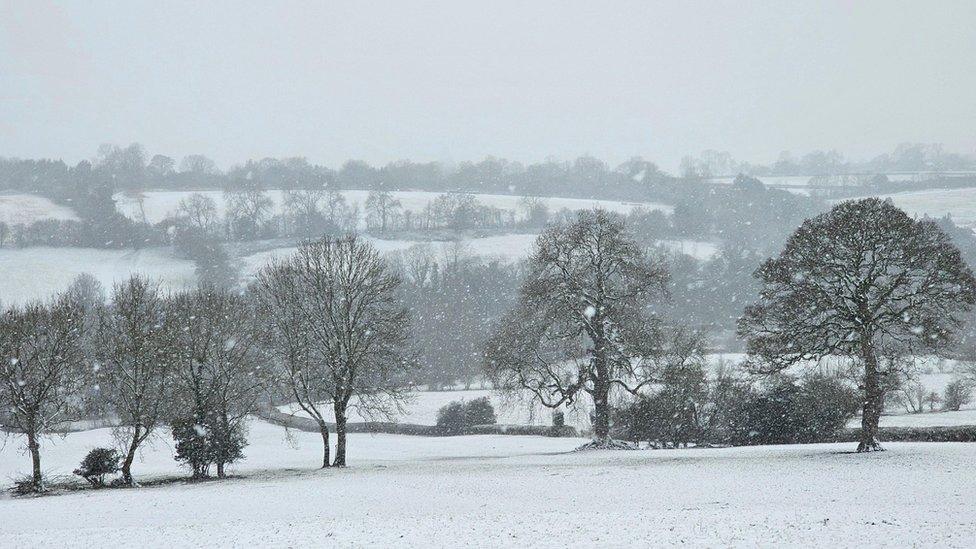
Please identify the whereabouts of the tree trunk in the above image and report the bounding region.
[216,462,225,478]
[26,431,43,491]
[121,425,142,485]
[333,403,347,467]
[591,378,610,442]
[317,421,330,468]
[858,339,884,453]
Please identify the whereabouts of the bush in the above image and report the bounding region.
[724,375,859,446]
[617,363,709,448]
[172,415,247,479]
[436,401,466,434]
[436,397,497,434]
[73,448,120,487]
[464,397,496,426]
[943,380,973,411]
[552,410,565,428]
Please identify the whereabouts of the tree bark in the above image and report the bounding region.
[857,338,884,452]
[216,462,225,478]
[333,403,347,467]
[26,431,43,491]
[317,421,330,468]
[121,424,142,485]
[591,374,610,442]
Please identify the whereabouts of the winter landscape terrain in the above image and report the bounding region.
[4,2,976,547]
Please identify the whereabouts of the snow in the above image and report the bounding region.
[657,239,719,260]
[1,422,975,547]
[0,247,195,305]
[0,193,78,226]
[114,189,670,225]
[872,187,976,228]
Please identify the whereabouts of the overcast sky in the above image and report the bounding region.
[2,0,975,172]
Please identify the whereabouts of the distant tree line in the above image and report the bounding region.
[681,142,976,178]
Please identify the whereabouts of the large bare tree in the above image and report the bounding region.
[254,235,410,466]
[96,276,174,484]
[738,198,976,452]
[484,209,669,445]
[0,297,87,491]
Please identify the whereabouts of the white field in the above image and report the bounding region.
[0,193,78,226]
[876,187,976,228]
[114,189,671,225]
[0,247,195,305]
[1,422,975,547]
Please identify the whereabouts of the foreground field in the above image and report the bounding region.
[1,422,974,547]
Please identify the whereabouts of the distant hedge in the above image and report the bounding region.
[256,405,579,437]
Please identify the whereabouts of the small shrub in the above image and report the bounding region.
[73,448,120,487]
[464,397,496,426]
[552,410,565,428]
[436,401,466,434]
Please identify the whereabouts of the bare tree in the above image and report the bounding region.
[484,209,669,445]
[739,198,976,452]
[168,286,269,478]
[365,189,401,233]
[0,297,87,491]
[254,235,411,466]
[225,188,274,239]
[175,193,220,234]
[96,276,173,485]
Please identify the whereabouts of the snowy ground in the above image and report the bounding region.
[0,247,195,305]
[114,189,670,225]
[1,421,975,547]
[0,193,78,226]
[874,187,976,228]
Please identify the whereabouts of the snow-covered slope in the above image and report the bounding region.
[0,247,195,305]
[0,193,78,226]
[875,187,976,228]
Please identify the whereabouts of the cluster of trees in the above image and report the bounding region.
[3,198,976,495]
[485,201,976,453]
[0,235,411,492]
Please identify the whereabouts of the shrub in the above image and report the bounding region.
[73,448,120,487]
[943,380,973,412]
[724,375,859,446]
[464,397,496,426]
[436,397,497,433]
[552,410,565,428]
[436,401,466,434]
[617,363,709,448]
[172,415,247,479]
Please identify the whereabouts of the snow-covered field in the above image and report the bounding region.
[1,422,975,547]
[114,189,670,225]
[875,187,976,228]
[0,193,78,226]
[0,247,195,305]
